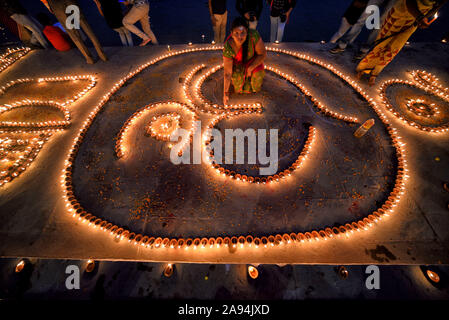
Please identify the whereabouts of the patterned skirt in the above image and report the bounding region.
[356,0,434,77]
[231,63,265,94]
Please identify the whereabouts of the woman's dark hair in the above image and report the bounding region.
[231,17,249,63]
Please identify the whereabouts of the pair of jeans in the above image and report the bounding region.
[212,11,227,43]
[270,16,286,42]
[335,0,389,49]
[11,13,49,48]
[114,27,133,46]
[329,17,352,44]
[123,3,158,44]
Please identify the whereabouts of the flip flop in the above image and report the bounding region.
[139,38,152,47]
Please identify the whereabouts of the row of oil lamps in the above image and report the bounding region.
[187,60,359,124]
[61,45,409,252]
[0,47,30,73]
[410,70,449,101]
[0,134,50,187]
[0,74,97,107]
[191,64,263,114]
[192,61,359,124]
[182,63,262,115]
[13,258,444,285]
[115,102,198,158]
[379,76,449,133]
[0,100,71,129]
[203,119,316,185]
[145,112,181,141]
[405,98,439,118]
[0,73,97,188]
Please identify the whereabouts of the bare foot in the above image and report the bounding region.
[86,58,95,64]
[356,71,363,80]
[99,53,108,62]
[369,75,377,86]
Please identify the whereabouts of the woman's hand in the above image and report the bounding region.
[223,57,233,106]
[223,92,229,105]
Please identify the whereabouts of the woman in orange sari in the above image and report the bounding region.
[356,0,446,85]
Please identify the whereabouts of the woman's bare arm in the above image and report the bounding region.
[223,56,233,104]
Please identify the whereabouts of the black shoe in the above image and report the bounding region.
[330,46,345,54]
[354,51,366,60]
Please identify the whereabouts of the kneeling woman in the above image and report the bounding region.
[223,17,267,105]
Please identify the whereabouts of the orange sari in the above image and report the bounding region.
[356,0,436,77]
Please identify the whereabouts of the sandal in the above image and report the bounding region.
[139,38,152,47]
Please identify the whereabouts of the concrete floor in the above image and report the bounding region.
[1,258,449,300]
[0,42,448,264]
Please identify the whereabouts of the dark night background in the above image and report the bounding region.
[2,0,449,46]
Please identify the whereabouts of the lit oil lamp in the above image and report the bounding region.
[85,259,95,272]
[248,265,259,279]
[164,263,174,277]
[15,260,26,273]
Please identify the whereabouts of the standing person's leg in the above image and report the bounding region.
[340,0,387,50]
[63,28,95,63]
[329,17,351,43]
[123,27,134,46]
[47,1,94,63]
[79,16,107,61]
[360,0,395,54]
[276,20,286,42]
[10,14,50,48]
[359,25,381,54]
[139,4,158,44]
[114,27,128,46]
[270,16,278,42]
[338,12,370,49]
[29,15,51,48]
[219,11,228,43]
[212,14,222,43]
[214,12,226,43]
[123,5,151,42]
